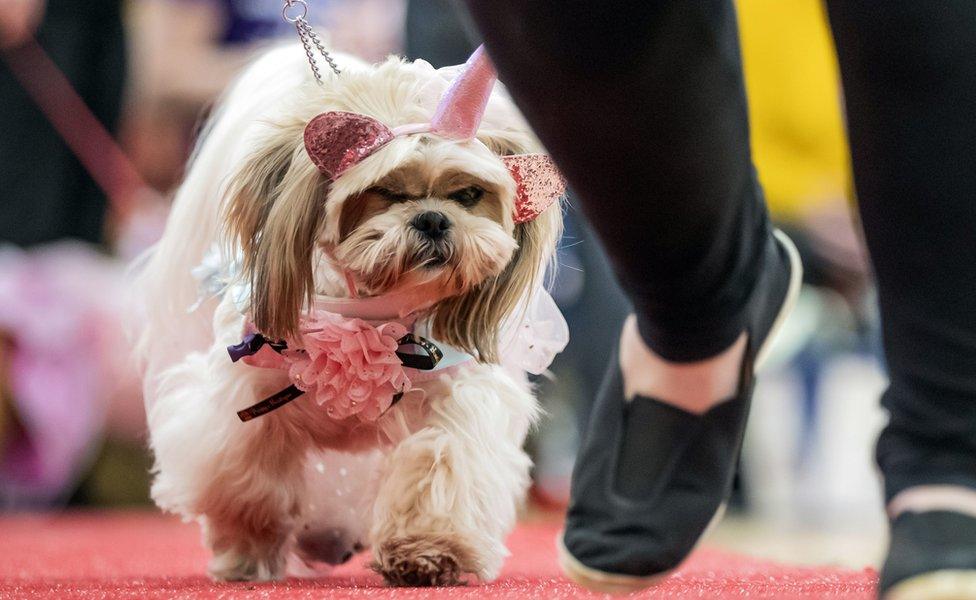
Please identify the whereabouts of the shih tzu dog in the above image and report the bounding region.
[134,44,566,587]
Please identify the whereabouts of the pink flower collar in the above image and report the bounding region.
[229,289,471,423]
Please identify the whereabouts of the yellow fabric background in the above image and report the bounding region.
[736,0,851,220]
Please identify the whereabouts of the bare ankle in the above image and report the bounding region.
[619,315,746,414]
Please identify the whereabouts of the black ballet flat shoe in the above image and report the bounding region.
[880,510,976,600]
[558,229,802,593]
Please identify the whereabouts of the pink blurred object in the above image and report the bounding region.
[0,243,139,506]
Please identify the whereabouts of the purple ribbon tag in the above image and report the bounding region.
[227,333,287,363]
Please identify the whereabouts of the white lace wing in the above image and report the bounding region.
[499,285,569,375]
[190,244,249,313]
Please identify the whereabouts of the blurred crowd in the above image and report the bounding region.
[0,0,885,539]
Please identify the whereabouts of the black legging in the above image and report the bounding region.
[461,1,976,500]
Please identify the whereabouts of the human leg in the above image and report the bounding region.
[825,3,976,597]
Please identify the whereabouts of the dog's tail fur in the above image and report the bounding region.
[131,45,311,391]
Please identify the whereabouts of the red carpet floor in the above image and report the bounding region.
[0,512,877,599]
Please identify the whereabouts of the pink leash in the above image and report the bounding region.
[1,38,146,218]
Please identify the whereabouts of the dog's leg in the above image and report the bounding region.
[196,413,308,582]
[370,365,539,585]
[147,298,308,582]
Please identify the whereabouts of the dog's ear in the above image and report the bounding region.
[224,128,326,340]
[431,177,563,364]
[431,206,562,363]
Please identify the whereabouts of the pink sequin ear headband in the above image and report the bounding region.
[302,45,565,224]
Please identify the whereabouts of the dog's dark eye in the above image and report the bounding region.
[372,187,410,202]
[448,186,484,207]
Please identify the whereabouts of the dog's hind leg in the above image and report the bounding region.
[195,409,309,582]
[369,365,540,586]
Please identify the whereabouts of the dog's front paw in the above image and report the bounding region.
[208,547,286,582]
[372,535,476,586]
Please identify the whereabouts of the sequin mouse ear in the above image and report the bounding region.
[505,154,566,223]
[304,111,395,180]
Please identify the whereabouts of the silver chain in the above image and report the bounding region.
[282,0,341,84]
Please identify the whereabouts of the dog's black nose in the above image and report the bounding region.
[411,211,450,240]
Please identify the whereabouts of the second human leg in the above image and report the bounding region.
[826,3,976,597]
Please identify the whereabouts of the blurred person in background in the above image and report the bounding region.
[461,1,976,598]
[126,0,403,191]
[0,0,124,247]
[734,0,880,530]
[405,0,473,69]
[737,0,869,307]
[0,0,138,508]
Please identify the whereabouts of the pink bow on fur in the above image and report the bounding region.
[303,46,564,224]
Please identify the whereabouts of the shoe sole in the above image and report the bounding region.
[556,229,804,594]
[885,570,976,600]
[556,504,728,594]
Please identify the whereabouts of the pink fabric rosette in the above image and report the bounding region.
[283,314,410,421]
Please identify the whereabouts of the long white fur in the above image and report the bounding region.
[135,46,319,380]
[134,44,550,584]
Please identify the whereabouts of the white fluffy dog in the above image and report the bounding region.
[134,43,564,586]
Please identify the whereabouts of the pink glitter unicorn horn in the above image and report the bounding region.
[429,45,498,140]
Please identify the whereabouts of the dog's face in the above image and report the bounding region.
[225,59,561,362]
[330,141,518,298]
